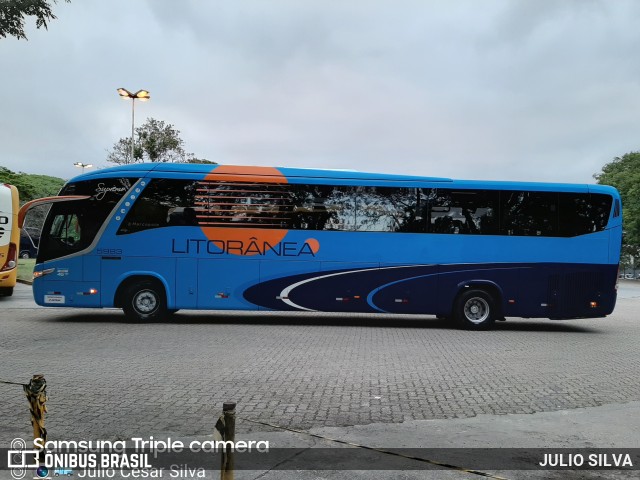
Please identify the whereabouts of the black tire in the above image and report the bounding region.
[0,287,14,297]
[453,289,496,330]
[122,281,167,322]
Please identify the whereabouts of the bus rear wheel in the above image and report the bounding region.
[454,289,496,330]
[122,281,167,322]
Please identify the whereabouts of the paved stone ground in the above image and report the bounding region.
[1,282,640,444]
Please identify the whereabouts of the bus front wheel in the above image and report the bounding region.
[454,289,496,330]
[123,281,168,322]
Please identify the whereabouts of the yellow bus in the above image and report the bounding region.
[0,183,19,296]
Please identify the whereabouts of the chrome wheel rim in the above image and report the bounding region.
[134,290,158,314]
[464,297,489,324]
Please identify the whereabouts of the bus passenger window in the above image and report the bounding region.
[355,187,419,232]
[428,189,498,235]
[289,185,356,231]
[119,179,198,234]
[501,191,558,237]
[558,193,613,237]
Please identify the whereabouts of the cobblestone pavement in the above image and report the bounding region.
[1,283,640,443]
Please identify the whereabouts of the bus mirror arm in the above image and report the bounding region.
[18,196,91,229]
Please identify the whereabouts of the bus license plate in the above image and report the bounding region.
[44,295,65,304]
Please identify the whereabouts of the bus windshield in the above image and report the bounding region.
[38,177,136,262]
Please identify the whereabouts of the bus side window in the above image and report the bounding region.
[355,187,419,233]
[428,189,498,235]
[119,179,197,234]
[558,193,613,237]
[167,207,198,226]
[501,191,558,237]
[290,185,356,231]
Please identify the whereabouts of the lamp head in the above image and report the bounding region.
[117,87,133,98]
[134,90,150,101]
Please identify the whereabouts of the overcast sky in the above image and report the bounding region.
[1,0,639,183]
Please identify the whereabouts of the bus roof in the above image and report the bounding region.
[70,163,453,183]
[68,163,619,196]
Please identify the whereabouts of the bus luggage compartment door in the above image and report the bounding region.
[197,258,260,310]
[176,257,197,309]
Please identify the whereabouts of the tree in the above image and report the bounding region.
[107,118,214,165]
[0,166,65,202]
[594,151,640,247]
[0,165,66,240]
[0,0,70,40]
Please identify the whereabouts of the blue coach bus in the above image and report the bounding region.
[29,163,621,329]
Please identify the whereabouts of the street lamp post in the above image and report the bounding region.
[73,162,93,174]
[117,88,150,163]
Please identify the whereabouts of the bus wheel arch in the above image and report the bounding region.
[453,283,502,330]
[116,275,169,322]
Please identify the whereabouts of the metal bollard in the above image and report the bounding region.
[221,402,236,480]
[23,375,47,447]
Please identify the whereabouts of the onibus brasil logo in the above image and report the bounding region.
[8,438,75,479]
[7,438,46,480]
[7,436,150,479]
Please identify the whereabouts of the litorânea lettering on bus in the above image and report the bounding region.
[171,238,317,256]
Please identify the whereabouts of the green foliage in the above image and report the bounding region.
[17,258,35,283]
[107,118,214,165]
[0,166,65,203]
[594,151,640,247]
[620,244,640,272]
[0,166,66,237]
[182,158,217,164]
[0,0,70,40]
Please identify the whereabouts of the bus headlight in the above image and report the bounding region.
[33,268,55,279]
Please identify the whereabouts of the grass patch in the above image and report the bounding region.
[17,258,35,283]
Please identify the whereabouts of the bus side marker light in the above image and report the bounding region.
[76,289,98,296]
[590,301,598,308]
[508,299,515,304]
[395,299,409,303]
